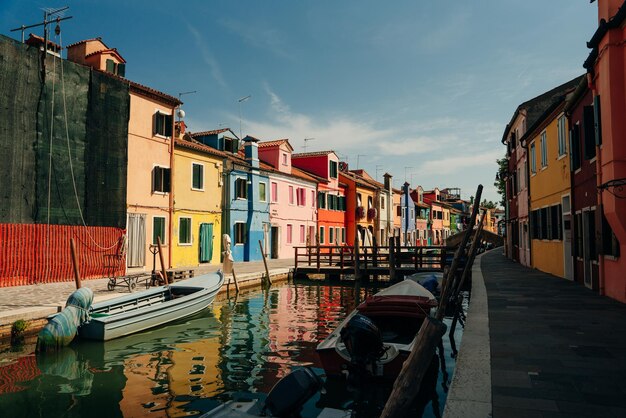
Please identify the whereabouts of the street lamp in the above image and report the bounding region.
[238,95,251,139]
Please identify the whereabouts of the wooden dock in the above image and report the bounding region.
[294,245,450,280]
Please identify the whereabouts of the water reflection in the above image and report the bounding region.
[0,282,461,417]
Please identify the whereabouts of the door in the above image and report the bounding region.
[199,223,214,263]
[127,213,146,268]
[562,196,573,280]
[582,209,595,288]
[271,226,279,259]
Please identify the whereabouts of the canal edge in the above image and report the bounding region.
[443,250,492,418]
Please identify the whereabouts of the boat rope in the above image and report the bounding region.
[46,41,57,281]
[57,31,120,252]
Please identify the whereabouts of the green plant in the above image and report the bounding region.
[11,319,28,343]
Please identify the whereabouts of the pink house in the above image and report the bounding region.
[258,140,319,259]
[423,188,445,245]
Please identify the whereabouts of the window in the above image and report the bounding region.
[153,216,166,245]
[341,228,345,243]
[235,178,248,199]
[585,210,596,260]
[192,163,204,190]
[234,222,246,244]
[300,225,305,243]
[271,182,278,203]
[296,188,306,206]
[336,227,341,244]
[311,190,315,207]
[106,59,125,77]
[179,217,192,245]
[368,196,373,209]
[282,154,288,165]
[397,205,402,216]
[602,211,620,257]
[329,160,338,178]
[583,106,596,160]
[154,111,173,137]
[594,95,602,146]
[570,125,581,171]
[318,192,326,209]
[224,137,238,153]
[575,212,583,257]
[319,226,325,244]
[381,196,385,209]
[152,166,171,193]
[259,182,267,202]
[530,143,537,174]
[289,186,294,205]
[557,115,567,157]
[540,132,548,168]
[286,224,293,244]
[329,227,335,245]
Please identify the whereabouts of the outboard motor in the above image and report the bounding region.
[339,314,386,374]
[263,367,323,417]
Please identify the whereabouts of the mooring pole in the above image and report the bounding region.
[157,236,169,284]
[259,240,272,286]
[70,238,82,289]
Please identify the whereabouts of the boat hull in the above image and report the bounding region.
[79,272,224,341]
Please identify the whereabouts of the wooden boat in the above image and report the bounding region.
[78,271,224,341]
[316,279,438,379]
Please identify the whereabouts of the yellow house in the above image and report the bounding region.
[172,133,225,267]
[523,98,572,278]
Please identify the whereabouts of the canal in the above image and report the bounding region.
[0,280,464,417]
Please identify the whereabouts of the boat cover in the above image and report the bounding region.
[36,288,94,352]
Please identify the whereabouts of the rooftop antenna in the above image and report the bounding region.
[303,137,315,152]
[11,6,72,43]
[404,166,413,182]
[177,90,196,121]
[238,95,251,139]
[375,165,383,181]
[356,154,366,169]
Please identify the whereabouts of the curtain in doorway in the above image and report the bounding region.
[127,213,146,267]
[199,223,214,263]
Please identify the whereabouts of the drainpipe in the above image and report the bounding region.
[589,73,605,296]
[168,107,175,269]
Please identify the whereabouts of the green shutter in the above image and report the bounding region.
[118,63,126,77]
[165,114,173,137]
[106,59,115,73]
[199,223,213,262]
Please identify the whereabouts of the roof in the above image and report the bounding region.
[25,33,61,51]
[65,37,110,49]
[191,128,232,138]
[501,75,584,144]
[97,68,180,105]
[585,2,626,71]
[258,139,294,151]
[292,150,336,158]
[258,161,323,184]
[339,170,381,190]
[85,48,126,63]
[175,137,228,159]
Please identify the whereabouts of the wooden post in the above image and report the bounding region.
[362,247,369,283]
[380,317,447,418]
[395,235,401,268]
[389,237,396,282]
[70,238,82,289]
[354,239,361,281]
[259,240,272,286]
[231,268,240,293]
[340,247,344,275]
[436,184,482,321]
[452,212,485,299]
[294,247,299,272]
[316,242,321,272]
[372,236,379,281]
[157,236,169,284]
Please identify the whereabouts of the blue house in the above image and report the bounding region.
[400,182,416,246]
[191,130,270,261]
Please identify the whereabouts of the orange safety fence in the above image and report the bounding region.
[0,223,126,287]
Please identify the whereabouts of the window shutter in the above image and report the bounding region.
[106,59,115,73]
[165,114,173,137]
[118,63,126,77]
[164,168,171,192]
[583,106,596,160]
[153,112,159,136]
[593,95,602,146]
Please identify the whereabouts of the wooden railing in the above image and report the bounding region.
[294,245,449,273]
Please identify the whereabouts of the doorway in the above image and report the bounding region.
[562,196,573,281]
[271,226,279,259]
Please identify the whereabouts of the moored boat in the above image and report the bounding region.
[316,279,437,379]
[78,271,224,341]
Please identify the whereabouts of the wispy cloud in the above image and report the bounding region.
[220,18,292,59]
[186,23,228,89]
[417,149,503,176]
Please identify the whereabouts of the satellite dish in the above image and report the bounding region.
[177,108,186,119]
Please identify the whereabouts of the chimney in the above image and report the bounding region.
[243,135,259,168]
[384,173,392,192]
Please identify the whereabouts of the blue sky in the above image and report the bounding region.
[1,1,598,204]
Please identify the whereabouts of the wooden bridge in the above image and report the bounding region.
[294,244,452,281]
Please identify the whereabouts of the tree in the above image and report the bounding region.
[481,199,497,209]
[495,156,508,208]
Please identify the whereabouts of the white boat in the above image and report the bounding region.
[317,279,438,379]
[78,271,224,341]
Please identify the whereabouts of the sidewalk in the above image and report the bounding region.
[0,258,294,327]
[447,249,626,418]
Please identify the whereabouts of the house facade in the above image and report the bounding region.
[400,182,416,246]
[291,151,346,248]
[339,167,377,246]
[172,131,225,268]
[258,140,318,258]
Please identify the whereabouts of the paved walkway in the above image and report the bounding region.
[451,250,626,418]
[0,258,294,325]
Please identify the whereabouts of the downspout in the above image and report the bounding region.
[521,138,531,267]
[589,73,605,296]
[168,107,176,269]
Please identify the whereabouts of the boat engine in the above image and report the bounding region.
[339,314,386,374]
[263,367,323,417]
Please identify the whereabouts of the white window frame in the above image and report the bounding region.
[271,182,278,203]
[259,182,267,202]
[319,226,325,244]
[235,177,248,200]
[154,109,172,139]
[178,216,192,246]
[234,222,246,245]
[557,115,567,157]
[191,162,204,191]
[530,142,537,174]
[286,224,293,244]
[540,131,548,168]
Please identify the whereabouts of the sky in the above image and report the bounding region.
[1,1,599,205]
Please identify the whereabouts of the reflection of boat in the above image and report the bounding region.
[203,367,350,418]
[79,272,224,341]
[316,280,437,379]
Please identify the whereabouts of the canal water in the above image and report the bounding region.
[0,280,464,417]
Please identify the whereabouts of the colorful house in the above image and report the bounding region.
[171,128,225,268]
[66,38,182,272]
[585,0,626,303]
[412,186,431,246]
[422,189,445,245]
[258,140,319,258]
[564,75,600,289]
[291,151,347,248]
[192,130,270,262]
[392,187,402,240]
[339,166,378,246]
[522,78,581,279]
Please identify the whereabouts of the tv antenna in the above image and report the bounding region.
[238,95,251,139]
[303,137,315,152]
[356,154,366,169]
[11,6,72,43]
